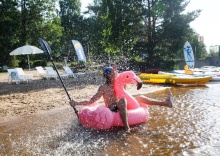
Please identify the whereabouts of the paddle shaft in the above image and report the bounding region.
[48,55,79,117]
[38,38,79,118]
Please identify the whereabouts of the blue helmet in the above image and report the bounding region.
[103,67,113,78]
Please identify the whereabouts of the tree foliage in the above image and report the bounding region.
[99,0,143,54]
[59,0,81,60]
[0,0,208,69]
[132,0,202,68]
[0,0,63,66]
[0,0,21,66]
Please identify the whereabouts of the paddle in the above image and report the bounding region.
[38,38,79,118]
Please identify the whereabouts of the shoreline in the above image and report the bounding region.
[0,71,170,125]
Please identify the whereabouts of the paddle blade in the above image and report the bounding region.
[38,38,52,54]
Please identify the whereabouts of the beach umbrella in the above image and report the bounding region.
[10,45,44,71]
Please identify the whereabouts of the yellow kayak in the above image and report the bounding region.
[137,73,212,84]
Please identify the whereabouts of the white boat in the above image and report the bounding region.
[194,66,220,72]
[159,70,220,81]
[173,69,219,77]
[211,75,220,81]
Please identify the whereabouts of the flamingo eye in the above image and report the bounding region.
[126,75,129,78]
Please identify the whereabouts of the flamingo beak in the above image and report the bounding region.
[137,81,142,90]
[133,77,142,90]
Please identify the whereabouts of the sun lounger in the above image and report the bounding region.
[15,68,33,78]
[63,66,85,78]
[45,66,69,80]
[63,66,77,78]
[35,66,47,77]
[7,69,32,84]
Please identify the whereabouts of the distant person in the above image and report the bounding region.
[63,57,67,66]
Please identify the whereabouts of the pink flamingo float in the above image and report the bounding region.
[78,71,150,130]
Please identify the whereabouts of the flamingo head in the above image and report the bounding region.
[115,71,142,90]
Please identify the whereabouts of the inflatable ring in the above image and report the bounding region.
[78,71,150,130]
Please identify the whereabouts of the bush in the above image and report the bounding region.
[32,60,47,67]
[18,60,28,68]
[70,61,86,68]
[9,57,19,67]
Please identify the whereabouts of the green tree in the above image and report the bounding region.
[100,0,143,54]
[36,16,63,62]
[132,0,201,68]
[209,48,219,57]
[0,0,62,67]
[59,0,82,59]
[0,0,21,67]
[188,33,207,60]
[19,0,57,45]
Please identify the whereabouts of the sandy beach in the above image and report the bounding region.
[0,69,169,123]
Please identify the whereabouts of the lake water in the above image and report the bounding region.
[0,82,220,156]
